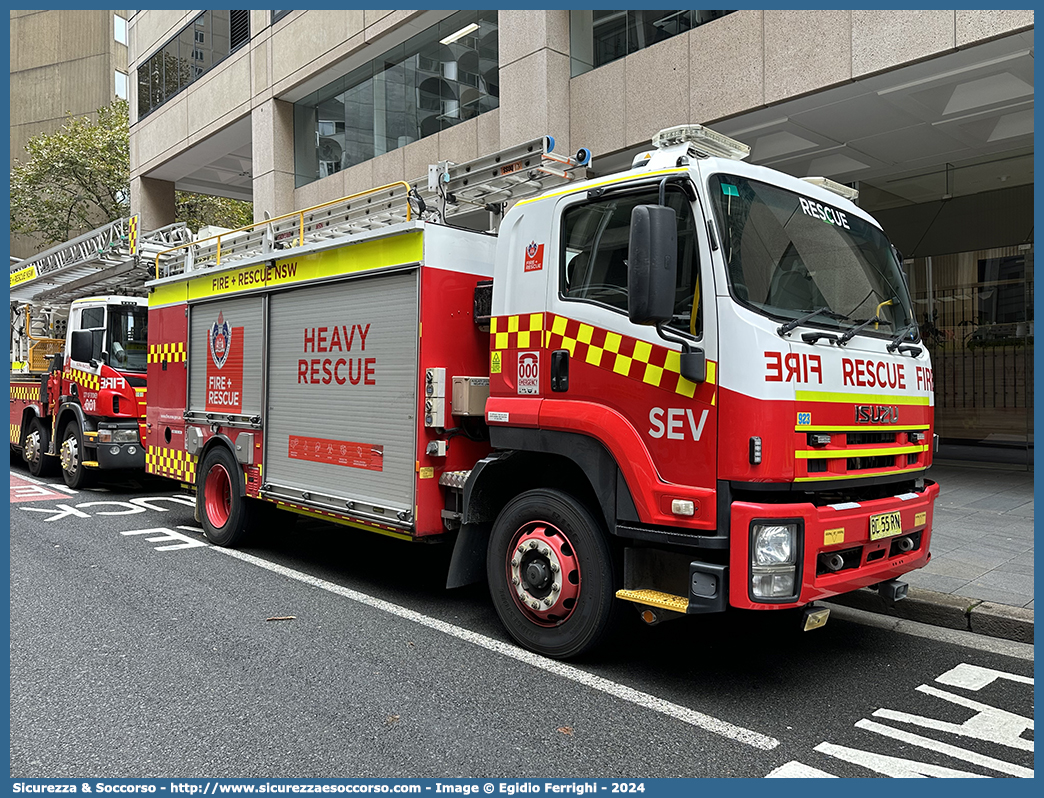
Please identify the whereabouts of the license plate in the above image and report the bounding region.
[869,510,903,540]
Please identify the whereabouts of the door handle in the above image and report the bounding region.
[551,349,569,392]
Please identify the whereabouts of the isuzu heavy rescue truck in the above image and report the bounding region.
[145,125,938,658]
[10,217,190,487]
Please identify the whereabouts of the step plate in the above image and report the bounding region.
[615,588,688,613]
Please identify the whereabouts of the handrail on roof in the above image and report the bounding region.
[154,181,413,279]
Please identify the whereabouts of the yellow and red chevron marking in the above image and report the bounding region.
[64,368,100,391]
[146,444,197,482]
[10,384,41,401]
[148,342,187,364]
[491,313,716,400]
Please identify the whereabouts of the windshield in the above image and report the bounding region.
[106,306,148,373]
[710,174,916,339]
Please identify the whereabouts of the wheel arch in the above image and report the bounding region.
[197,434,247,495]
[447,428,638,589]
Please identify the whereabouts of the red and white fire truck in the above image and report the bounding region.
[9,217,191,487]
[145,125,938,658]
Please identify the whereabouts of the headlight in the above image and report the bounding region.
[98,429,139,444]
[752,524,796,565]
[751,522,800,600]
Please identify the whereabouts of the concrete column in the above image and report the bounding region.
[131,175,176,231]
[251,97,296,221]
[497,10,571,155]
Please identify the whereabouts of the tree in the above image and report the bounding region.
[10,98,253,250]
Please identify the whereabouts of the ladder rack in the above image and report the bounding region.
[10,217,192,305]
[155,135,592,279]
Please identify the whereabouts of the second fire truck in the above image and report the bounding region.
[144,125,939,658]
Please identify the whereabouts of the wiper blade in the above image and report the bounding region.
[887,323,919,352]
[837,316,880,346]
[777,307,846,337]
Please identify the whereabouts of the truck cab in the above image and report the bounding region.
[477,125,937,655]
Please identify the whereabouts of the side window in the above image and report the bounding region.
[80,307,105,329]
[560,187,701,336]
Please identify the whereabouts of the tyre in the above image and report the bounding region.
[486,488,619,659]
[23,417,55,477]
[197,445,254,547]
[59,420,93,488]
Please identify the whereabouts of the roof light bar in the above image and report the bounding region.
[802,176,859,202]
[653,124,750,161]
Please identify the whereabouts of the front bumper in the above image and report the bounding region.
[728,480,938,610]
[94,422,146,470]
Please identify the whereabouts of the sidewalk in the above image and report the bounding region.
[826,461,1035,643]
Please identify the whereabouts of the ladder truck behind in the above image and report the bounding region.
[10,217,190,487]
[146,126,939,659]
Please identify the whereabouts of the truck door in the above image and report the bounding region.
[545,180,719,510]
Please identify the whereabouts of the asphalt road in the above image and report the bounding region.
[9,459,1034,779]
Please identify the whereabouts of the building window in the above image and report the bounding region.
[136,10,250,119]
[570,9,734,76]
[114,14,128,45]
[115,70,128,100]
[272,10,292,25]
[293,10,499,187]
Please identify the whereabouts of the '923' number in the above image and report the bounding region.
[611,785,644,793]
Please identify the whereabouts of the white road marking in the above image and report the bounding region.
[52,484,78,494]
[823,604,1034,661]
[855,718,1033,777]
[766,761,837,777]
[814,742,989,778]
[873,684,1033,752]
[212,546,779,751]
[936,663,1034,691]
[20,504,91,522]
[121,527,209,551]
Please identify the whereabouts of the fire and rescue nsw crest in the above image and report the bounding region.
[209,313,232,369]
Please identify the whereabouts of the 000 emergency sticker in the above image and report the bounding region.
[517,351,540,395]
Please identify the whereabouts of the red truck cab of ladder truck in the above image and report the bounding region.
[145,125,938,660]
[10,296,148,488]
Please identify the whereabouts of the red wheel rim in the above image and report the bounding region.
[204,463,232,528]
[507,521,581,626]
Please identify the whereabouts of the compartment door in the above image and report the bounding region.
[265,270,419,518]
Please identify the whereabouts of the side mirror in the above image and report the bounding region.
[628,204,678,325]
[680,349,706,384]
[70,330,93,363]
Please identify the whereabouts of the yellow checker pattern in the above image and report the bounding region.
[10,423,23,445]
[64,368,100,391]
[10,384,41,402]
[148,342,187,364]
[490,313,545,351]
[491,313,716,400]
[147,444,198,482]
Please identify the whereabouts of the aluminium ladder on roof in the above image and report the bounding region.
[156,135,592,279]
[9,216,192,305]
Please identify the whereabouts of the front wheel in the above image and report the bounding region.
[59,420,93,488]
[197,445,254,547]
[486,488,618,659]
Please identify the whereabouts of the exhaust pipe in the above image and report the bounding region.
[896,536,914,553]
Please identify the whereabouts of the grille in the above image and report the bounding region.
[807,459,827,473]
[847,455,895,470]
[847,432,896,445]
[230,10,250,50]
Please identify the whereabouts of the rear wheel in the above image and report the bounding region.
[198,445,253,547]
[23,417,55,477]
[487,488,618,659]
[59,420,93,488]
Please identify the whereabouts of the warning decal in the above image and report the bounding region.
[518,351,540,395]
[490,351,502,374]
[288,434,384,472]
